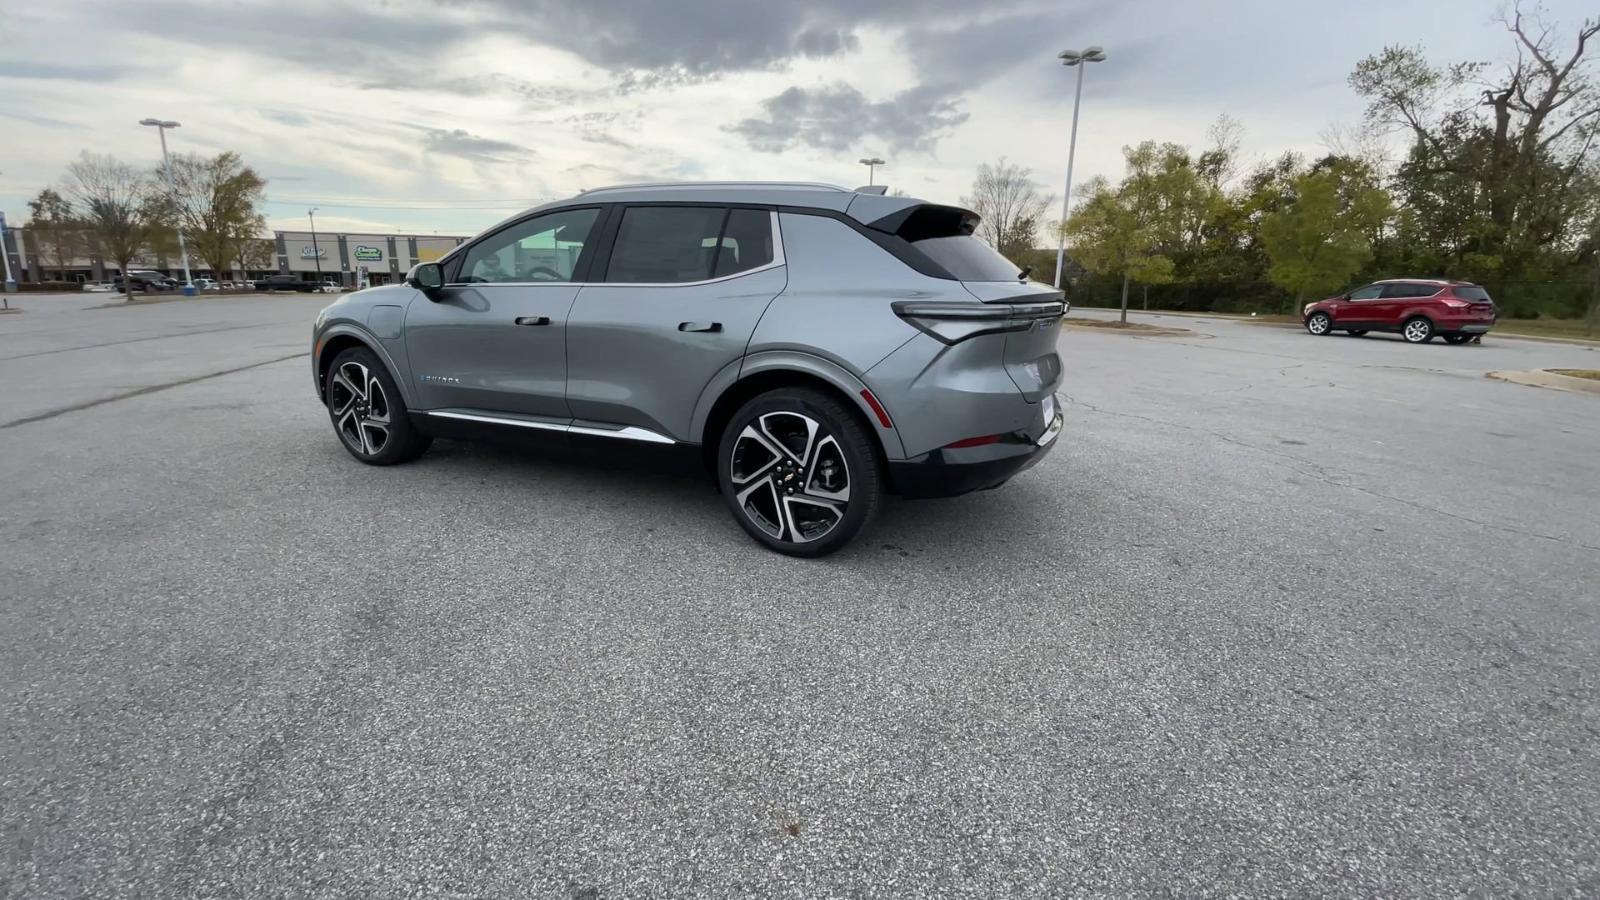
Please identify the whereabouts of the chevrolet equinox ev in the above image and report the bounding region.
[311,182,1066,556]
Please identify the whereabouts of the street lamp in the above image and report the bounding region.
[307,208,324,284]
[858,157,885,186]
[1052,45,1106,291]
[139,118,195,294]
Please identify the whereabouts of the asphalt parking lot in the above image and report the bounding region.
[2,292,1598,897]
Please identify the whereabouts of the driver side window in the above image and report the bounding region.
[1348,284,1384,300]
[459,208,599,284]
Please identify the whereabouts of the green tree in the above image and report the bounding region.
[1260,165,1393,310]
[25,188,81,276]
[157,151,268,281]
[1350,4,1599,292]
[61,152,164,301]
[1063,174,1176,323]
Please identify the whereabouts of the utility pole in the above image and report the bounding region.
[1053,46,1107,290]
[139,118,195,294]
[308,208,323,284]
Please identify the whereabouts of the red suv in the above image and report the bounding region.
[1302,280,1497,344]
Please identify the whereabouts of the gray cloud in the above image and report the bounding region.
[0,60,134,82]
[446,0,1007,75]
[422,128,532,163]
[901,9,1092,86]
[730,83,970,154]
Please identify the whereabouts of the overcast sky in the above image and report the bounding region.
[0,0,1592,237]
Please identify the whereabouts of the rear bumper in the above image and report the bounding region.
[889,401,1063,499]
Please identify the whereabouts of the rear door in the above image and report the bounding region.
[564,204,785,441]
[403,206,602,419]
[1382,281,1438,323]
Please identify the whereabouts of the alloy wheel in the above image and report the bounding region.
[1403,319,1431,343]
[1307,313,1330,335]
[328,360,391,455]
[729,411,850,544]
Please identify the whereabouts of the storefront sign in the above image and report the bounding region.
[300,246,327,259]
[353,245,383,262]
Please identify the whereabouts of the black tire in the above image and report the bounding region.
[1305,312,1332,335]
[1401,317,1434,344]
[1443,334,1471,345]
[1346,329,1368,337]
[325,346,431,465]
[716,387,883,558]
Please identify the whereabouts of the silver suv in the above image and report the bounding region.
[312,182,1065,556]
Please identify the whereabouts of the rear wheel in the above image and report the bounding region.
[1402,317,1434,344]
[717,387,882,558]
[1305,312,1332,335]
[326,347,431,465]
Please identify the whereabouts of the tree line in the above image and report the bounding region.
[23,151,269,300]
[967,5,1599,323]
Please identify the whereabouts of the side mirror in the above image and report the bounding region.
[407,262,444,295]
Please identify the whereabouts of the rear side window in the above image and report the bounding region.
[606,206,775,283]
[1456,285,1492,301]
[605,207,724,283]
[711,209,775,278]
[1381,282,1439,298]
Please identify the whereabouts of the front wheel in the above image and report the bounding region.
[1402,317,1434,344]
[1305,312,1332,335]
[717,387,882,558]
[326,347,432,465]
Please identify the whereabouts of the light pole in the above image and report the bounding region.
[1052,46,1106,291]
[858,157,885,186]
[139,118,195,294]
[0,209,16,298]
[307,208,323,284]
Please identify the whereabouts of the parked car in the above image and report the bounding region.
[254,274,313,292]
[193,278,221,291]
[310,181,1067,556]
[112,270,177,292]
[315,281,343,294]
[1303,279,1497,344]
[81,281,116,293]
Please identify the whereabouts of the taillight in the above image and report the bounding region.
[944,434,1003,449]
[1441,298,1469,309]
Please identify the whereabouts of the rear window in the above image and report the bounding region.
[1456,285,1492,301]
[911,235,1025,282]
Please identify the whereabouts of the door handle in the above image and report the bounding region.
[515,316,551,326]
[678,321,722,333]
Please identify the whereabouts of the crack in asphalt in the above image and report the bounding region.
[0,353,309,430]
[0,322,282,362]
[1064,395,1600,554]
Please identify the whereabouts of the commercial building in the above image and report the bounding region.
[0,224,468,287]
[274,231,467,287]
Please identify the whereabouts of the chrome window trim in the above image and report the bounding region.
[425,410,676,445]
[444,211,783,290]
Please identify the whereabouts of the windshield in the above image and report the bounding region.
[912,234,1023,282]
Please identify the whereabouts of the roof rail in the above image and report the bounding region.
[579,180,852,195]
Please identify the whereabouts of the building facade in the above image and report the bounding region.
[274,231,467,287]
[0,224,468,287]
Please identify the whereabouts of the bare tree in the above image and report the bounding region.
[961,158,1056,264]
[62,152,162,301]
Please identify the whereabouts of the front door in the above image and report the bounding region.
[1338,282,1387,327]
[403,206,602,420]
[565,205,785,440]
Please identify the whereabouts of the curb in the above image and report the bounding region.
[1486,370,1600,395]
